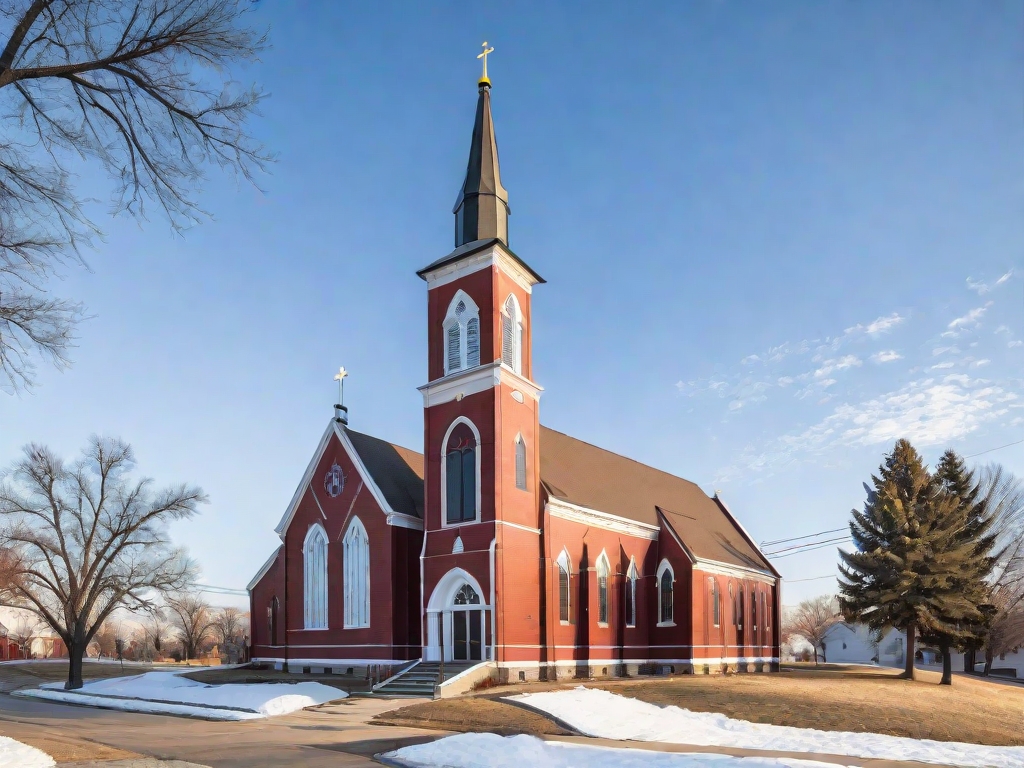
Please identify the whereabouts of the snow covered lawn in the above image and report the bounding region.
[511,687,1024,768]
[382,733,853,768]
[13,670,345,720]
[0,735,54,768]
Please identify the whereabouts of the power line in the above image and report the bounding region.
[770,538,852,559]
[761,527,847,549]
[784,574,838,583]
[763,535,852,557]
[965,438,1024,459]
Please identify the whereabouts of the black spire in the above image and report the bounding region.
[453,82,509,247]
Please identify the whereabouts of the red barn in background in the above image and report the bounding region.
[248,72,781,685]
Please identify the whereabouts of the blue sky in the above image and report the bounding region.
[1,2,1021,605]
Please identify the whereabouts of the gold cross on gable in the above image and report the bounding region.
[334,366,348,405]
[477,41,494,85]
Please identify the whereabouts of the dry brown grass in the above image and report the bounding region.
[183,665,369,692]
[377,664,1024,746]
[0,660,154,690]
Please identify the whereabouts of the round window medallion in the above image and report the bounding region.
[325,463,345,497]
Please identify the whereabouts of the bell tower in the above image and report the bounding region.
[417,49,546,667]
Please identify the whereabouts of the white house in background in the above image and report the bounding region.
[820,623,879,664]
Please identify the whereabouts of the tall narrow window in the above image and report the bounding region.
[557,550,571,623]
[343,517,370,628]
[658,560,674,625]
[625,559,638,628]
[443,292,480,375]
[515,435,527,490]
[712,578,721,627]
[752,588,758,632]
[444,421,478,524]
[303,525,328,629]
[269,596,279,645]
[501,295,523,373]
[596,552,610,625]
[737,588,744,629]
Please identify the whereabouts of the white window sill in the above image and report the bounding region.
[302,627,330,631]
[559,620,571,626]
[657,621,676,628]
[343,624,371,630]
[625,624,636,629]
[598,622,609,628]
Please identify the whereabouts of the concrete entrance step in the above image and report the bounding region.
[373,661,479,698]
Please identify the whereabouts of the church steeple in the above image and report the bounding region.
[453,47,509,248]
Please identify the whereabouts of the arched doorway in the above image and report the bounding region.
[425,568,491,662]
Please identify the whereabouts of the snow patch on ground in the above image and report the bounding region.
[511,687,1024,768]
[383,733,854,768]
[0,735,55,768]
[15,670,345,720]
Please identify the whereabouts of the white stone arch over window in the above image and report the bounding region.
[596,550,610,626]
[440,416,483,527]
[556,548,572,624]
[343,516,370,629]
[514,432,527,490]
[501,293,523,373]
[443,290,481,375]
[303,523,328,629]
[657,558,675,627]
[625,557,639,628]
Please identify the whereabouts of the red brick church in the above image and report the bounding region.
[248,65,781,683]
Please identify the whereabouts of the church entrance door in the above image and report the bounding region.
[425,568,491,663]
[451,584,483,662]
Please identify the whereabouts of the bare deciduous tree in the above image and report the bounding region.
[168,591,213,660]
[0,436,205,688]
[975,466,1024,674]
[211,606,242,645]
[787,595,840,663]
[92,621,116,658]
[8,614,37,657]
[145,607,170,658]
[0,0,269,392]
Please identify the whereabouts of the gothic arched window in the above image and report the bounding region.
[596,551,610,625]
[625,558,639,628]
[556,549,571,624]
[303,524,328,629]
[501,294,523,373]
[454,584,481,605]
[514,434,527,490]
[343,517,370,628]
[658,559,674,625]
[444,420,479,524]
[443,291,481,375]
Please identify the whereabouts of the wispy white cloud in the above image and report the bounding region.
[967,271,1013,296]
[1010,340,1023,349]
[718,374,1018,481]
[948,304,990,331]
[931,361,955,370]
[871,350,902,364]
[845,312,905,337]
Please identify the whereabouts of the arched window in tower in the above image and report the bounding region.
[658,559,674,625]
[443,292,481,375]
[625,558,639,628]
[501,294,523,373]
[303,524,328,629]
[596,551,610,625]
[514,434,527,490]
[444,420,479,525]
[556,549,571,623]
[343,517,370,628]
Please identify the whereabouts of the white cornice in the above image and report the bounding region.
[422,244,537,295]
[692,557,776,583]
[418,361,543,408]
[246,546,282,592]
[387,512,424,530]
[274,422,335,537]
[546,499,660,541]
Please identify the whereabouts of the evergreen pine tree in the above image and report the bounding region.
[839,439,975,680]
[921,450,999,684]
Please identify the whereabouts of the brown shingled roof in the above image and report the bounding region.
[346,429,424,519]
[539,426,773,573]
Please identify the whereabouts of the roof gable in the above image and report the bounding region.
[538,426,774,574]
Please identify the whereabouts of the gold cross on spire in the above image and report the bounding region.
[477,41,494,86]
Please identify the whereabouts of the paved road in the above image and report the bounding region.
[0,690,443,767]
